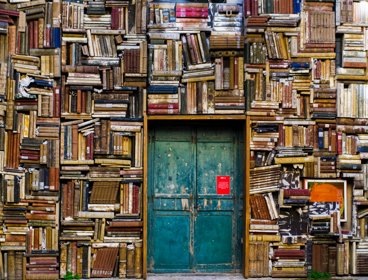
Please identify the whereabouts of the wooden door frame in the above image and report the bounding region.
[143,116,248,278]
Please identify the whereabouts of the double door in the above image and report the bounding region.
[148,123,244,273]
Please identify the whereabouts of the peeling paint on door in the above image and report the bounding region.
[148,125,244,273]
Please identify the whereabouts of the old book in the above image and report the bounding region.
[89,181,119,204]
[91,247,119,277]
[119,242,127,278]
[134,241,142,278]
[126,243,135,278]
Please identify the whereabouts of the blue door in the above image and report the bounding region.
[148,123,243,273]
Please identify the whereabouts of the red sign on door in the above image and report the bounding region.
[216,176,230,195]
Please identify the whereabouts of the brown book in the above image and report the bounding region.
[134,241,143,278]
[186,34,197,65]
[73,180,80,219]
[0,250,3,279]
[249,241,269,277]
[7,251,15,280]
[71,124,78,160]
[15,252,23,280]
[126,244,135,278]
[91,247,119,277]
[8,25,16,55]
[119,243,127,278]
[90,181,119,204]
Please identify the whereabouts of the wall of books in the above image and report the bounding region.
[1,0,368,278]
[0,0,146,278]
[246,0,368,277]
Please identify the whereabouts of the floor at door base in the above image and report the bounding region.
[148,275,366,280]
[148,273,244,280]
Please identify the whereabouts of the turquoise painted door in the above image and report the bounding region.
[148,124,244,273]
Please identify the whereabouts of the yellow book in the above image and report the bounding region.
[22,113,30,138]
[275,155,314,164]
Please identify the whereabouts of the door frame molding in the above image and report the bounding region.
[143,117,248,277]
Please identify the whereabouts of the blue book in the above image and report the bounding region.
[318,128,324,149]
[320,156,336,161]
[32,79,53,87]
[358,146,368,153]
[293,0,301,14]
[290,62,310,69]
[52,27,61,48]
[64,126,68,160]
[148,85,178,94]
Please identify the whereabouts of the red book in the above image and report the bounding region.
[133,184,140,214]
[147,103,179,109]
[90,133,94,160]
[0,9,20,16]
[28,21,34,50]
[252,0,258,15]
[111,7,118,30]
[175,7,208,12]
[71,124,78,160]
[76,89,82,114]
[148,108,180,114]
[274,249,305,258]
[175,11,208,18]
[49,167,59,191]
[283,189,310,197]
[33,19,39,49]
[53,86,61,117]
[337,131,342,155]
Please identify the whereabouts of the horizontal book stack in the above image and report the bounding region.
[279,188,310,207]
[180,29,215,114]
[271,243,307,277]
[245,0,301,16]
[148,2,209,31]
[147,85,180,114]
[118,36,148,87]
[175,3,209,30]
[355,241,368,274]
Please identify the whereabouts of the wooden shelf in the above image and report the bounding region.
[146,114,246,121]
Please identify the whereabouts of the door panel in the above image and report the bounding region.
[152,215,191,269]
[195,214,233,267]
[195,128,236,270]
[148,124,243,273]
[152,139,193,211]
[148,127,194,272]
